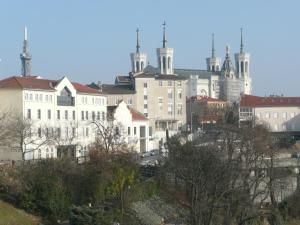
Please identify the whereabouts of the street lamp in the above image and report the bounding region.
[190,112,194,133]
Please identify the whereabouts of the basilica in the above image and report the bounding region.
[116,25,252,103]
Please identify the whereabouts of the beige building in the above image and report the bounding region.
[90,25,187,147]
[239,95,300,132]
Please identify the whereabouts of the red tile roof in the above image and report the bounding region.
[129,108,148,121]
[0,76,101,94]
[240,94,300,107]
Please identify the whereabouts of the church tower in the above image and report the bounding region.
[156,22,174,75]
[206,33,221,72]
[20,26,32,77]
[130,28,147,74]
[234,28,251,94]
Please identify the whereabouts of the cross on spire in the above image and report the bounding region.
[240,28,244,54]
[162,21,167,48]
[136,28,140,53]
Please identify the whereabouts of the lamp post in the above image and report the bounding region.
[190,112,194,133]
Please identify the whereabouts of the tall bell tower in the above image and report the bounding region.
[206,33,221,72]
[130,28,147,74]
[234,28,251,94]
[156,22,174,75]
[20,26,32,76]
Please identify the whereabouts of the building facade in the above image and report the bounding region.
[239,95,300,132]
[108,101,151,152]
[0,76,107,160]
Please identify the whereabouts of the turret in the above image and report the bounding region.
[130,28,147,74]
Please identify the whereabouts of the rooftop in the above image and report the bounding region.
[240,95,300,107]
[0,76,101,94]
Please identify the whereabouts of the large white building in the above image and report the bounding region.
[0,75,107,160]
[239,95,300,132]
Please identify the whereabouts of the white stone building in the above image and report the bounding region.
[239,95,300,132]
[0,75,107,160]
[107,101,151,152]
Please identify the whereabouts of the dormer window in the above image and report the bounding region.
[57,86,74,106]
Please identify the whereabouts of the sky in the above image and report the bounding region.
[0,0,299,96]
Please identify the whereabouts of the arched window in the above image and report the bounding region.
[136,61,140,72]
[245,61,248,73]
[141,61,144,70]
[241,61,244,73]
[168,57,171,69]
[163,56,166,70]
[61,87,71,97]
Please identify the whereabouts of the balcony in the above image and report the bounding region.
[57,96,75,106]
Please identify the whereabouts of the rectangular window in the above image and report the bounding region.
[81,111,84,120]
[57,128,61,137]
[35,94,38,101]
[46,128,49,138]
[97,111,100,120]
[273,112,278,119]
[65,110,68,120]
[128,127,131,135]
[144,95,148,100]
[168,80,172,86]
[282,112,287,119]
[144,104,148,109]
[57,110,60,120]
[85,111,88,120]
[27,109,31,119]
[39,94,43,101]
[65,127,69,138]
[134,127,137,135]
[168,104,173,115]
[92,111,95,121]
[158,97,163,110]
[291,112,295,118]
[38,128,42,138]
[168,89,173,99]
[149,126,153,136]
[49,95,52,102]
[72,128,76,137]
[177,104,183,115]
[29,94,33,100]
[144,113,148,117]
[102,112,105,121]
[73,110,76,120]
[45,95,48,102]
[48,110,51,119]
[143,83,147,88]
[265,112,270,119]
[25,93,28,100]
[86,127,89,137]
[37,109,41,119]
[178,90,182,99]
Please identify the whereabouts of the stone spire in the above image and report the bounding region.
[162,21,167,48]
[136,28,140,53]
[20,26,32,76]
[212,33,215,58]
[240,28,244,54]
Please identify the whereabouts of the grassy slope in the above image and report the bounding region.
[0,201,40,225]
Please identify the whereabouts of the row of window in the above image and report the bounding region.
[25,93,53,102]
[257,112,296,119]
[81,96,106,105]
[35,127,90,138]
[143,81,182,88]
[167,104,183,116]
[26,109,105,121]
[127,126,153,137]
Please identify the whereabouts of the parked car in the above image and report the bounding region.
[141,151,151,158]
[150,149,159,156]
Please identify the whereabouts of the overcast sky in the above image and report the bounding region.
[0,0,299,96]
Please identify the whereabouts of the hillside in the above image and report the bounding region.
[0,201,40,225]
